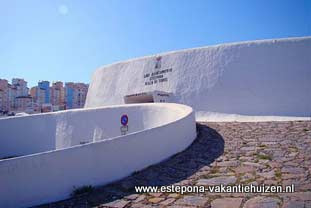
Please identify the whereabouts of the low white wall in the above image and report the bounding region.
[0,103,185,158]
[85,37,311,117]
[0,114,56,158]
[0,103,196,208]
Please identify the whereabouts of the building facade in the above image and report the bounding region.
[12,78,28,97]
[51,82,65,111]
[0,79,9,111]
[0,78,88,113]
[15,96,33,112]
[85,37,311,117]
[38,81,50,104]
[65,82,88,109]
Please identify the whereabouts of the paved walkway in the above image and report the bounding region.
[38,121,311,208]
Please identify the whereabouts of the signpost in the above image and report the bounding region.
[120,114,129,135]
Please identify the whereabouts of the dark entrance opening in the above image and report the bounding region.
[124,92,154,104]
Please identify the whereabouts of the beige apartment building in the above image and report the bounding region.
[51,82,65,111]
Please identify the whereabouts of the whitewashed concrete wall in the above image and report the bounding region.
[85,37,311,117]
[0,114,56,158]
[0,104,185,158]
[0,103,196,208]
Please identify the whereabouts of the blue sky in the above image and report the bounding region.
[1,0,310,87]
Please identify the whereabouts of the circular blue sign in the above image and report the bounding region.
[121,114,128,126]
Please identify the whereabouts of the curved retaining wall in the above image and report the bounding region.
[85,37,311,117]
[0,103,196,208]
[0,103,188,158]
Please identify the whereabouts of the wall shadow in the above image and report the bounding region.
[38,123,224,207]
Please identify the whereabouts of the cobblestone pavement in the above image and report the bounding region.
[38,121,311,208]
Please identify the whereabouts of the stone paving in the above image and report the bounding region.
[37,121,311,208]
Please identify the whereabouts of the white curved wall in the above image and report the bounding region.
[0,103,196,208]
[0,114,56,158]
[0,104,186,158]
[85,37,311,116]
